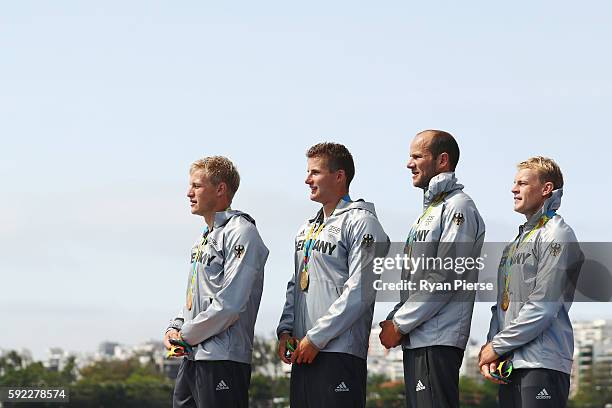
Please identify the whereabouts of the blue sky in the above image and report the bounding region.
[1,1,611,359]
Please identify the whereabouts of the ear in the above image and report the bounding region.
[437,152,450,171]
[542,181,554,197]
[336,169,346,185]
[216,182,227,197]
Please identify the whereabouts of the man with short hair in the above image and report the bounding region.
[379,130,486,408]
[164,156,269,408]
[277,142,388,408]
[479,156,583,408]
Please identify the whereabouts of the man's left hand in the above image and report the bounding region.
[478,342,500,366]
[292,336,319,364]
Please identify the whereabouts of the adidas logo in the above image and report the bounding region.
[215,380,230,391]
[335,382,350,392]
[536,388,551,400]
[415,380,426,392]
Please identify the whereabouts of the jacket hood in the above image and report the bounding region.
[423,172,464,206]
[525,188,563,227]
[213,209,255,228]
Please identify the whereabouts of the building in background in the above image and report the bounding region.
[5,319,612,390]
[572,320,612,397]
[368,324,404,381]
[368,325,484,382]
[460,339,482,381]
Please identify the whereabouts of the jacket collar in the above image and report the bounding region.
[524,188,563,227]
[212,208,239,229]
[309,195,355,223]
[423,172,464,207]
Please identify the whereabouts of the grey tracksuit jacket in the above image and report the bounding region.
[387,172,486,350]
[166,210,269,364]
[277,198,389,360]
[487,189,583,374]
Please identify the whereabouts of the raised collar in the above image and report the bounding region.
[524,188,563,228]
[423,172,464,207]
[212,209,237,229]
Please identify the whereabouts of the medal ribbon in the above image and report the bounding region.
[301,195,351,278]
[405,193,447,256]
[187,227,210,301]
[302,214,326,275]
[502,210,556,296]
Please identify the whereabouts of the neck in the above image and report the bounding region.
[322,192,347,218]
[323,202,337,218]
[421,176,435,191]
[524,203,545,222]
[204,212,215,230]
[203,202,230,229]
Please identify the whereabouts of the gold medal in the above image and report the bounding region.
[501,290,510,311]
[300,269,309,291]
[500,212,555,313]
[300,216,325,292]
[186,290,193,310]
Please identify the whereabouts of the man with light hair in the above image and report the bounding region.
[164,156,269,408]
[479,156,583,408]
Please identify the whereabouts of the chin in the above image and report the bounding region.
[412,176,427,189]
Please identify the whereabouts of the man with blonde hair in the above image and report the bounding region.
[164,156,269,408]
[479,156,583,408]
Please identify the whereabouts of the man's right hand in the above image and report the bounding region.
[278,333,292,364]
[379,320,403,349]
[164,329,181,349]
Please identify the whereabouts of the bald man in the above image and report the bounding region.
[379,130,486,408]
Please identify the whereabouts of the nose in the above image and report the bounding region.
[187,187,194,197]
[511,183,519,194]
[305,174,312,185]
[407,158,416,169]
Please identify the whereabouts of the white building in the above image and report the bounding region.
[460,339,482,381]
[572,319,612,396]
[368,325,404,381]
[44,347,70,372]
